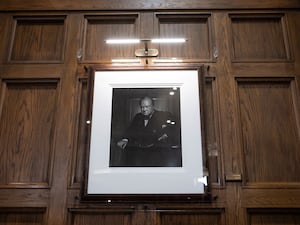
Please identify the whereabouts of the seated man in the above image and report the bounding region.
[115,96,181,167]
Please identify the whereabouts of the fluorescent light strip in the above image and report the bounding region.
[152,58,183,63]
[151,38,186,43]
[106,39,140,44]
[106,38,186,44]
[112,58,141,63]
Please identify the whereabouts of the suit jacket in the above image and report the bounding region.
[123,110,180,149]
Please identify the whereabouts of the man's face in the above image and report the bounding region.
[140,99,154,116]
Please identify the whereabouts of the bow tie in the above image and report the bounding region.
[143,115,151,120]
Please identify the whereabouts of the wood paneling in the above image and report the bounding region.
[154,13,213,61]
[0,189,49,207]
[204,77,222,185]
[0,208,46,225]
[236,78,300,184]
[9,16,66,63]
[248,209,300,225]
[159,210,223,225]
[70,79,88,187]
[0,7,300,225]
[0,79,59,186]
[241,189,300,208]
[82,14,139,62]
[0,15,11,64]
[1,0,300,11]
[229,13,291,62]
[69,210,133,225]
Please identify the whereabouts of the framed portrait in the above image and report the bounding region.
[82,67,209,202]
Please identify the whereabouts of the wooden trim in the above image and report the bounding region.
[0,0,300,11]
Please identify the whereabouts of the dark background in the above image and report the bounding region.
[109,87,181,166]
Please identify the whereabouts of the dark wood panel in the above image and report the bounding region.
[9,16,66,63]
[0,79,59,186]
[159,210,223,225]
[236,78,300,184]
[229,13,290,62]
[248,209,300,225]
[1,64,64,79]
[0,9,299,225]
[154,13,213,61]
[70,79,88,187]
[1,0,300,11]
[69,210,133,225]
[288,12,300,73]
[241,189,300,208]
[82,14,139,62]
[0,208,46,225]
[204,77,222,185]
[231,63,295,77]
[213,12,244,180]
[0,189,49,207]
[0,15,11,64]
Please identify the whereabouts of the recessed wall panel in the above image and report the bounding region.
[69,211,133,225]
[83,14,139,61]
[9,17,66,62]
[0,208,46,225]
[155,14,213,61]
[70,79,88,186]
[204,77,221,185]
[248,209,300,225]
[237,78,300,183]
[160,210,222,225]
[0,80,58,186]
[230,14,290,62]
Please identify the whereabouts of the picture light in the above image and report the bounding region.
[106,38,186,64]
[105,38,186,44]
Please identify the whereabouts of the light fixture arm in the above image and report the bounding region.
[135,40,158,58]
[107,38,186,64]
[144,41,149,56]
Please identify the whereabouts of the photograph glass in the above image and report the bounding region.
[109,88,182,167]
[86,70,205,195]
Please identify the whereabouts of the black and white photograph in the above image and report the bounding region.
[86,69,205,195]
[109,88,182,167]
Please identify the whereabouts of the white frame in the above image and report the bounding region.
[86,69,205,195]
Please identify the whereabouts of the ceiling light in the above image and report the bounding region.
[106,38,186,44]
[106,39,140,44]
[152,58,183,63]
[111,58,141,63]
[151,38,186,43]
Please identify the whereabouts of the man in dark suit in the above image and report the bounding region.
[115,96,181,167]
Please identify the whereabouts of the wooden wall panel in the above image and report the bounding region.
[159,210,223,225]
[0,208,46,225]
[1,0,300,11]
[0,79,59,186]
[236,78,300,184]
[70,79,88,187]
[0,15,11,64]
[69,210,133,225]
[229,13,291,62]
[154,13,214,61]
[9,16,66,63]
[0,8,300,225]
[204,77,222,185]
[82,14,140,62]
[248,209,300,225]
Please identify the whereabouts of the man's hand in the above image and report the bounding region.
[117,139,128,149]
[158,133,168,142]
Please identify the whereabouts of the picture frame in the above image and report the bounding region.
[82,66,210,202]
